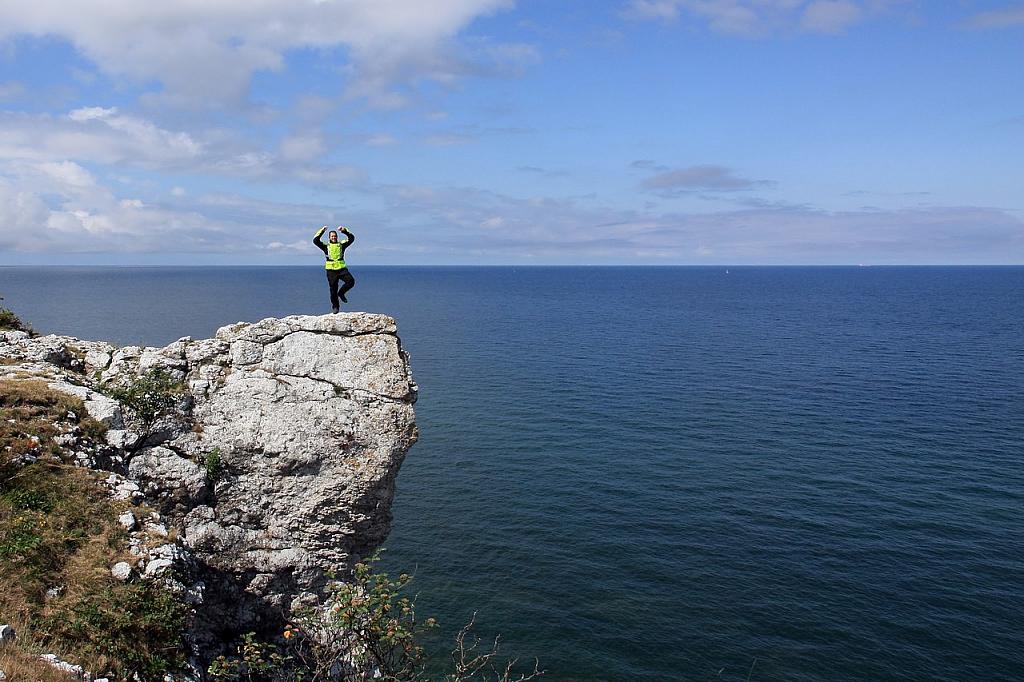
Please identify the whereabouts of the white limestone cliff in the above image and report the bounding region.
[0,313,418,642]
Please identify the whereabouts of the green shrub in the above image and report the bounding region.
[209,554,433,681]
[103,367,185,445]
[0,307,29,332]
[208,633,292,681]
[209,554,542,682]
[38,580,188,679]
[205,447,225,482]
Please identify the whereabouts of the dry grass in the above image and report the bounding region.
[0,379,187,680]
[0,648,78,681]
[0,380,82,461]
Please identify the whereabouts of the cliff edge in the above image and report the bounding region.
[0,313,418,664]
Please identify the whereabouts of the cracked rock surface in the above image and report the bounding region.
[174,314,419,608]
[0,312,418,634]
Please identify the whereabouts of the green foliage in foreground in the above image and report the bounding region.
[0,379,189,679]
[209,555,542,682]
[38,580,189,679]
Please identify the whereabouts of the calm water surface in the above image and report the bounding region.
[3,266,1022,681]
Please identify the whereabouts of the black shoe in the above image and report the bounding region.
[340,293,348,303]
[332,306,339,314]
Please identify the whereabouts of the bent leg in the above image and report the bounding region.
[338,269,355,299]
[326,270,340,311]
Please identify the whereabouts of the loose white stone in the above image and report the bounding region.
[143,558,173,577]
[118,511,137,530]
[111,562,132,581]
[39,653,85,679]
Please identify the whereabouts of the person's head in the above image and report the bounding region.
[328,230,338,243]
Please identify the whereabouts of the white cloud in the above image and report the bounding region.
[0,160,222,250]
[36,160,99,194]
[264,239,310,253]
[364,134,398,147]
[640,164,770,194]
[0,81,25,101]
[364,182,1024,264]
[0,179,50,250]
[0,158,1021,263]
[800,1,863,34]
[0,109,202,167]
[278,132,327,163]
[423,133,475,146]
[0,0,517,107]
[624,0,894,35]
[966,7,1024,30]
[0,108,363,190]
[627,0,688,22]
[67,106,117,122]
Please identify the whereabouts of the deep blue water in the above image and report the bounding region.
[3,266,1022,681]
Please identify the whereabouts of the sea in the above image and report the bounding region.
[2,266,1022,681]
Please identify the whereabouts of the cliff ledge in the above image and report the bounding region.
[0,313,418,669]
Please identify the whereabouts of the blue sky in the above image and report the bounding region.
[0,0,1022,265]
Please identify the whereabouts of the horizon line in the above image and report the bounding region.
[2,263,1024,269]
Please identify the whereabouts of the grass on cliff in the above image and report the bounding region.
[0,306,33,335]
[0,379,188,680]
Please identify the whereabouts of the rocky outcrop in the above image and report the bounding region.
[0,313,418,648]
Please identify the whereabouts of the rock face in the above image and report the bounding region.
[175,315,417,616]
[0,313,418,638]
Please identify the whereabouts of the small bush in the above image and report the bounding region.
[208,633,292,681]
[209,554,542,682]
[103,367,185,445]
[0,306,29,332]
[208,554,433,681]
[205,447,225,482]
[79,416,109,442]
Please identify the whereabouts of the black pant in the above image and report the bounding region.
[326,268,355,310]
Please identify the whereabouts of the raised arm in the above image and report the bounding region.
[313,226,328,255]
[339,226,355,247]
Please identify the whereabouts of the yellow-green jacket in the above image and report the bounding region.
[313,226,354,270]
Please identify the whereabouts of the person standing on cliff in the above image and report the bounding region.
[313,225,355,313]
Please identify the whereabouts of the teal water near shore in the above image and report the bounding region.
[3,266,1022,680]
